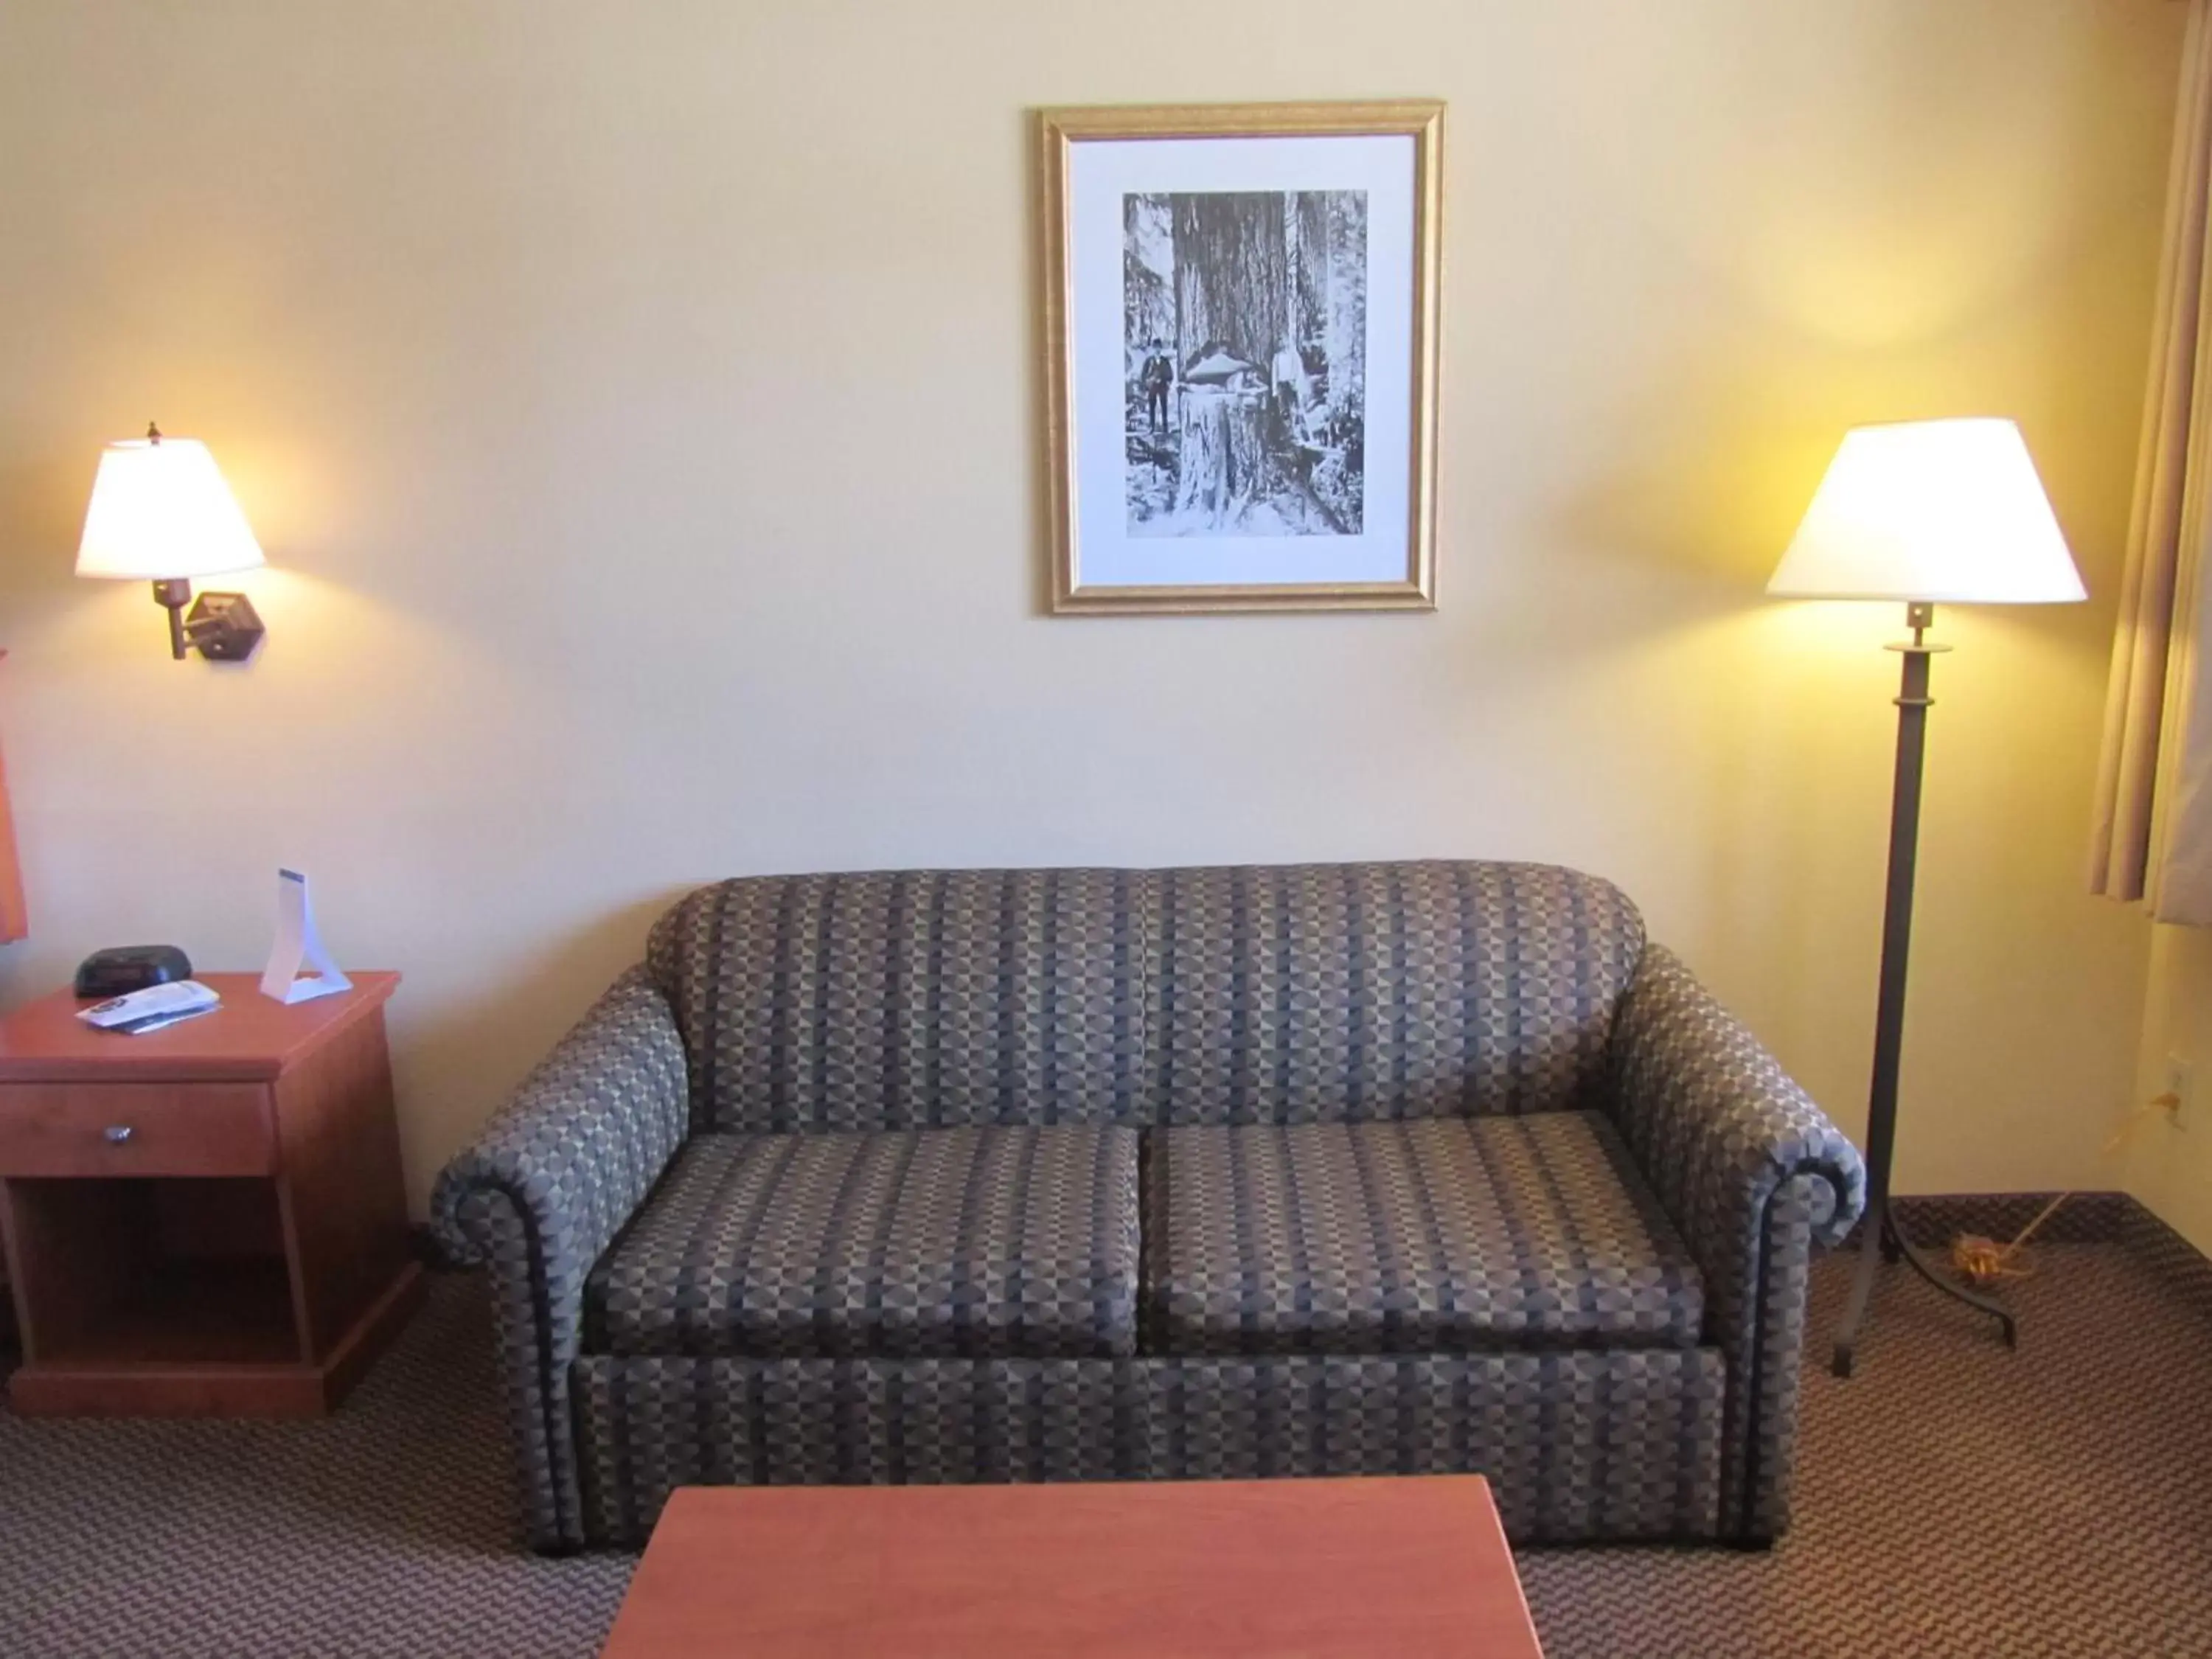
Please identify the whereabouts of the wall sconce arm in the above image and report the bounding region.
[149,579,265,663]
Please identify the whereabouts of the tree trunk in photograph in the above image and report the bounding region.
[1174,392,1267,528]
[1324,193,1366,414]
[1173,193,1288,373]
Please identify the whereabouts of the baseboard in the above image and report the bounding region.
[1888,1190,2133,1246]
[2114,1200,2212,1329]
[1845,1190,2212,1326]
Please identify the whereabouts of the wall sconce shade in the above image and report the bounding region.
[75,425,269,661]
[1767,417,2085,605]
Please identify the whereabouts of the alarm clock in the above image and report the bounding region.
[74,945,194,1000]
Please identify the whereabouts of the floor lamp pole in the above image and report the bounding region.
[1830,601,2020,1380]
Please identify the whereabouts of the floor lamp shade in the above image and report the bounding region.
[75,437,265,581]
[1767,418,2084,605]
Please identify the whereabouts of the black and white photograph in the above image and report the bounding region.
[1123,189,1367,538]
[1041,102,1442,613]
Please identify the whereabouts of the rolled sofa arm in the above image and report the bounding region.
[1604,944,1866,1541]
[430,965,691,1550]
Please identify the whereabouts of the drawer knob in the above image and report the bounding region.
[102,1124,135,1144]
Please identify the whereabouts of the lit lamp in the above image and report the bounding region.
[75,423,268,661]
[1770,417,2084,1377]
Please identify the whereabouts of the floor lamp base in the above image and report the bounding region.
[1831,1194,2020,1378]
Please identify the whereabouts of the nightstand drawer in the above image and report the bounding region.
[0,1082,276,1177]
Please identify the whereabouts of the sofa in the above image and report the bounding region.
[431,860,1865,1552]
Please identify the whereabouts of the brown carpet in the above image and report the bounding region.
[3,1242,2210,1657]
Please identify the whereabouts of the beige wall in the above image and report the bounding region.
[0,1,2183,1213]
[2129,926,2212,1251]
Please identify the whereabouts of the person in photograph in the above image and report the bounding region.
[1140,337,1176,436]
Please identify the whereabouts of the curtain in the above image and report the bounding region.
[0,653,20,943]
[0,765,21,943]
[2090,0,2212,926]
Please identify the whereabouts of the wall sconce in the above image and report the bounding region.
[75,423,268,661]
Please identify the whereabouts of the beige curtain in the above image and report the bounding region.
[0,653,21,943]
[2090,0,2212,927]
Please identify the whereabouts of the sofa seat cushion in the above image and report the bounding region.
[587,1124,1141,1360]
[1144,1113,1704,1355]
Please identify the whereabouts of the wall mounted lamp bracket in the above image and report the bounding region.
[151,579,265,662]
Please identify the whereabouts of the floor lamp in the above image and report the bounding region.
[1767,418,2086,1380]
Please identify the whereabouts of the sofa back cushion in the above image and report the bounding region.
[648,869,1152,1133]
[649,861,1644,1133]
[1152,863,1644,1124]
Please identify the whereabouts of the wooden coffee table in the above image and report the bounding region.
[600,1476,1545,1658]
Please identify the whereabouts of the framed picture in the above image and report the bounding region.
[1038,100,1443,613]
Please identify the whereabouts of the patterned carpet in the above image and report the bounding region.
[3,1241,2210,1657]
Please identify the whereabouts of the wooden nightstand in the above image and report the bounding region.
[0,972,422,1417]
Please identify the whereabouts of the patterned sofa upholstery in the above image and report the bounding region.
[432,862,1864,1552]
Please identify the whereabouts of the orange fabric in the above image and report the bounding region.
[0,656,21,942]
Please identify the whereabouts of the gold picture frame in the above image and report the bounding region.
[1038,100,1443,614]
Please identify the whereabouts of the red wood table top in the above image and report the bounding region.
[600,1476,1545,1659]
[0,973,398,1082]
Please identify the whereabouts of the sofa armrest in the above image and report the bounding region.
[1604,943,1865,1540]
[1607,945,1864,1254]
[429,965,691,1549]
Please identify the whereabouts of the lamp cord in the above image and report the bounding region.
[1948,1093,2181,1285]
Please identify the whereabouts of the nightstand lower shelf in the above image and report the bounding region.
[6,1262,425,1417]
[41,1253,300,1367]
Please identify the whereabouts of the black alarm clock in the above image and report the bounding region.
[74,945,194,999]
